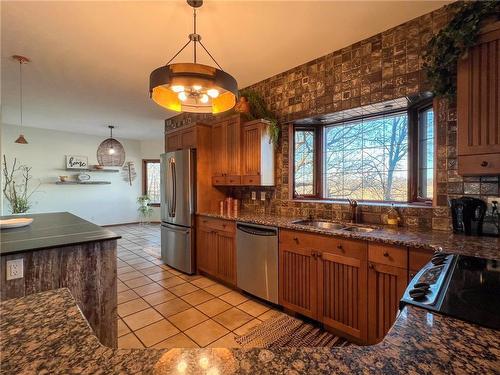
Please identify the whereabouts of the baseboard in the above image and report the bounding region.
[102,221,161,227]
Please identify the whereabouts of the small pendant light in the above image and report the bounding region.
[97,125,126,166]
[13,55,30,144]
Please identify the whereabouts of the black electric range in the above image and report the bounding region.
[400,252,500,330]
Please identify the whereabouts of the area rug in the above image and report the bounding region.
[235,313,350,349]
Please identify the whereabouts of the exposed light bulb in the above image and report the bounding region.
[108,147,115,155]
[171,85,184,93]
[178,91,188,101]
[200,94,209,104]
[207,89,219,98]
[192,85,202,91]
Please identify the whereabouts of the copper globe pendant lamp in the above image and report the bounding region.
[149,0,238,114]
[13,55,30,144]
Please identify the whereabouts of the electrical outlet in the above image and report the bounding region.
[251,191,257,200]
[6,259,23,280]
[260,191,266,201]
[487,197,500,206]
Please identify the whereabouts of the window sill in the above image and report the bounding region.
[291,198,433,209]
[148,203,160,208]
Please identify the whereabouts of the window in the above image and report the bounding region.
[142,159,160,206]
[292,99,434,204]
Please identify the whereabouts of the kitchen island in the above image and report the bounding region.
[0,212,120,347]
[1,287,499,374]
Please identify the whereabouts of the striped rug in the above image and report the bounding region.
[235,314,350,348]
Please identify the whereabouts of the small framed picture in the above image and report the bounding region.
[66,155,88,170]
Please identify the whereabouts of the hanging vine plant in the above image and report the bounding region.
[238,89,280,147]
[423,1,500,99]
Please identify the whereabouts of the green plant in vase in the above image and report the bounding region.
[137,195,153,224]
[2,155,41,214]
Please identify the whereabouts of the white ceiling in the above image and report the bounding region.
[1,0,450,140]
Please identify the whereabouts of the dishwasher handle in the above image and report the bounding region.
[237,223,277,236]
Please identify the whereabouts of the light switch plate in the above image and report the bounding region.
[251,191,257,200]
[260,191,266,201]
[6,259,23,280]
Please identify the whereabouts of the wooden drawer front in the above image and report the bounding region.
[212,176,226,186]
[225,175,241,185]
[280,230,366,259]
[242,175,260,185]
[198,216,235,233]
[458,154,500,176]
[368,244,407,268]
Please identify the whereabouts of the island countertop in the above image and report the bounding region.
[1,288,499,374]
[0,212,120,255]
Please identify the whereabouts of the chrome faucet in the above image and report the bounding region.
[347,198,358,224]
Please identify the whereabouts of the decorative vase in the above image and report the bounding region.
[234,96,250,114]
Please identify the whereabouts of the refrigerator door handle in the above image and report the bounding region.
[162,223,190,235]
[171,158,177,217]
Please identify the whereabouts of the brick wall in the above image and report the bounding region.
[165,3,499,231]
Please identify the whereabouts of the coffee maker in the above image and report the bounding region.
[449,197,487,236]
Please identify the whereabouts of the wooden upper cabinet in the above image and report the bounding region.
[165,123,206,152]
[210,115,242,185]
[457,21,500,175]
[241,120,275,186]
[211,120,228,177]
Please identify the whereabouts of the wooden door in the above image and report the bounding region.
[211,121,227,177]
[367,262,408,344]
[242,123,261,176]
[226,117,241,177]
[318,252,367,341]
[457,22,500,175]
[166,133,181,152]
[215,231,236,285]
[197,226,217,276]
[279,246,318,319]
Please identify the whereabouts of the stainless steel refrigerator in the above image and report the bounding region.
[160,150,195,274]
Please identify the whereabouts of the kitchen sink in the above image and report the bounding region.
[343,226,376,233]
[292,220,347,230]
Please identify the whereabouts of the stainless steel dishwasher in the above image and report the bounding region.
[236,222,278,304]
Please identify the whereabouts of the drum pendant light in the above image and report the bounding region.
[13,55,30,144]
[149,0,238,114]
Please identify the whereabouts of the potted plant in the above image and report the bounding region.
[137,195,153,224]
[2,155,41,214]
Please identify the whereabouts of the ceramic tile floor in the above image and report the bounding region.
[111,224,280,349]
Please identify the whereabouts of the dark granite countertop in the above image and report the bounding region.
[198,212,500,260]
[1,288,499,374]
[0,212,120,255]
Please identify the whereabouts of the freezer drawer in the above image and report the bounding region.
[161,223,195,274]
[236,223,278,304]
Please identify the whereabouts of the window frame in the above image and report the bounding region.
[142,159,161,207]
[292,125,323,199]
[291,99,434,205]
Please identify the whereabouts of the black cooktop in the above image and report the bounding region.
[401,253,500,330]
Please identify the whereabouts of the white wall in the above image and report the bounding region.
[1,123,162,225]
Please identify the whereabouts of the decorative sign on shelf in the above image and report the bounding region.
[121,161,137,186]
[66,155,88,170]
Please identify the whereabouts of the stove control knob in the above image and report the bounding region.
[414,282,430,291]
[409,288,427,300]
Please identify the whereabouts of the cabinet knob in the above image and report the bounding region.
[481,161,489,167]
[337,244,344,251]
[383,252,389,257]
[293,237,299,244]
[222,224,226,228]
[369,263,374,269]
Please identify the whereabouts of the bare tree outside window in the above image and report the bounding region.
[144,161,161,204]
[324,113,409,201]
[294,129,315,196]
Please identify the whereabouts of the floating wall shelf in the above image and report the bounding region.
[56,181,111,185]
[63,168,119,173]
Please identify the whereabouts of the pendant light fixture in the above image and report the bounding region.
[12,55,30,144]
[149,0,238,114]
[97,125,126,167]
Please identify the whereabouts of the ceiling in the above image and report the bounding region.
[1,1,451,140]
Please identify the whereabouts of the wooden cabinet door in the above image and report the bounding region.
[457,22,500,175]
[226,117,241,177]
[211,121,228,177]
[197,226,217,275]
[215,231,236,285]
[279,246,317,319]
[367,262,408,344]
[242,123,261,176]
[166,133,181,152]
[318,252,367,341]
[181,128,196,149]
